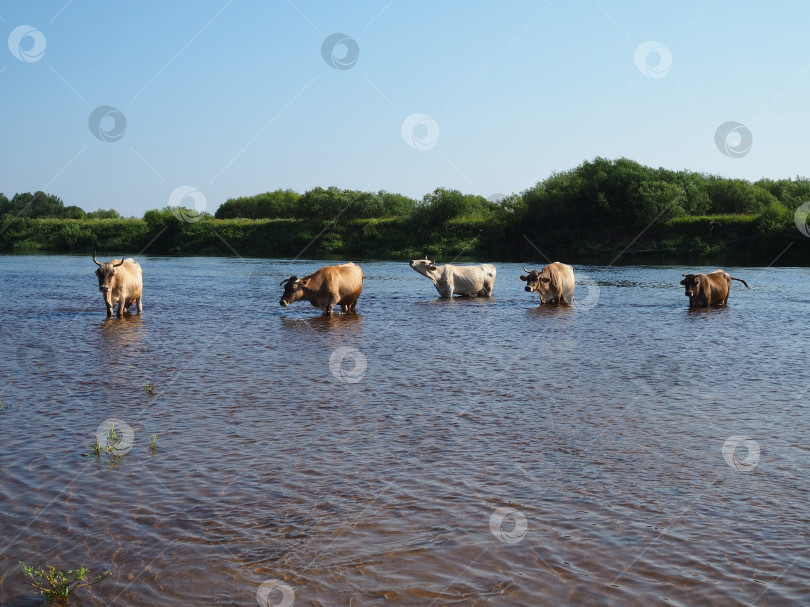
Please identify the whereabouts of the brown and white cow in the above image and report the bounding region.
[680,269,750,307]
[279,262,363,314]
[520,262,575,304]
[93,252,143,316]
[408,258,496,298]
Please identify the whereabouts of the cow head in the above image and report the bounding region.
[680,274,700,298]
[520,265,552,301]
[279,276,304,307]
[409,258,439,279]
[93,252,126,293]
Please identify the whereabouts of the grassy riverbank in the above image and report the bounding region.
[0,211,804,265]
[2,157,807,265]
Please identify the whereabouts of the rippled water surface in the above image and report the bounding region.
[1,255,809,606]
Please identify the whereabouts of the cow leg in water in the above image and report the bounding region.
[324,295,341,314]
[136,296,143,313]
[440,283,454,299]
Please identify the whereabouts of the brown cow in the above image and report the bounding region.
[279,262,363,314]
[680,269,750,307]
[520,262,575,304]
[93,252,143,316]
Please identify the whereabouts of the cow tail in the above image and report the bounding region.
[730,276,750,289]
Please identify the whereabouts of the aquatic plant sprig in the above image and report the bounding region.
[19,561,111,601]
[82,421,134,458]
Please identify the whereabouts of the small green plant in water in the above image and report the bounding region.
[149,434,157,451]
[19,561,110,602]
[105,422,131,454]
[82,422,130,458]
[83,441,101,457]
[143,382,154,395]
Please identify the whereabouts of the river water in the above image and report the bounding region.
[1,255,808,606]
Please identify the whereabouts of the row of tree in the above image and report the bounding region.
[3,158,808,229]
[0,192,120,220]
[516,157,809,230]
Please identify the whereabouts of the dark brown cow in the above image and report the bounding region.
[520,262,575,304]
[279,262,363,314]
[93,252,143,316]
[680,269,750,307]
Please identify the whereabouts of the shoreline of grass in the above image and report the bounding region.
[0,212,805,266]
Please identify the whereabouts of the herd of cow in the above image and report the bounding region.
[91,253,750,316]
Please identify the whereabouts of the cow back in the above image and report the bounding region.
[439,264,494,294]
[306,262,363,304]
[703,270,731,301]
[114,260,143,297]
[545,262,575,291]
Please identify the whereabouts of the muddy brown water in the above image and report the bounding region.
[1,255,809,606]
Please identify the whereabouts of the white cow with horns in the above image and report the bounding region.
[409,257,496,298]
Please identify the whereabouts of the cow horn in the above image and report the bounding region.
[93,251,102,266]
[114,256,126,267]
[523,265,531,273]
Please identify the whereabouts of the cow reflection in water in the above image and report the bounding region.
[100,313,145,357]
[281,310,363,335]
[279,262,363,315]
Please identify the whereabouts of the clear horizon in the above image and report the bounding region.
[2,1,808,216]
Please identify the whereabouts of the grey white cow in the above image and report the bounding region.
[409,258,496,298]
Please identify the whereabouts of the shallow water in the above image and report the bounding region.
[1,255,808,606]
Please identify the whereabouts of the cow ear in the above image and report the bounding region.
[429,265,437,271]
[540,276,551,283]
[519,275,527,281]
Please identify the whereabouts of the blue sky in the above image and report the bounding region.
[1,1,808,217]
